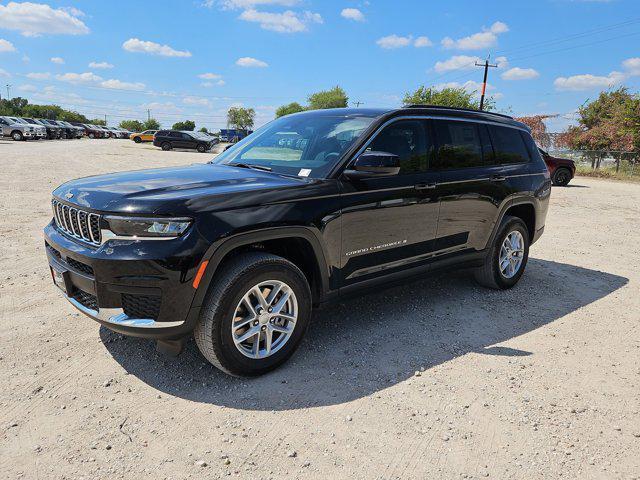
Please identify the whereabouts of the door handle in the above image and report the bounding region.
[491,175,506,182]
[414,183,437,191]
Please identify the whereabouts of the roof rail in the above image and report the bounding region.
[404,104,514,120]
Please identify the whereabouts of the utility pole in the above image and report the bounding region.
[474,57,497,110]
[5,84,11,100]
[147,109,151,121]
[353,101,364,108]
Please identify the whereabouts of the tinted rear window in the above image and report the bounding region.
[489,125,530,164]
[432,120,484,169]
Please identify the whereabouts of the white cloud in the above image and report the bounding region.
[377,34,412,49]
[210,0,301,8]
[18,84,37,92]
[622,57,640,76]
[414,36,433,48]
[554,71,625,91]
[0,39,16,52]
[100,79,145,91]
[434,55,481,73]
[441,21,509,50]
[89,61,114,69]
[50,56,65,64]
[341,8,364,22]
[26,71,50,79]
[239,9,322,33]
[201,80,225,87]
[183,96,210,106]
[21,54,30,62]
[236,56,268,67]
[501,67,540,81]
[495,56,508,69]
[55,71,102,84]
[0,2,89,37]
[0,68,10,78]
[122,38,192,57]
[198,72,223,80]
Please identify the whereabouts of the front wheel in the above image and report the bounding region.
[552,168,572,186]
[133,136,142,143]
[197,144,206,153]
[12,131,23,141]
[475,216,530,290]
[194,252,312,376]
[88,133,95,139]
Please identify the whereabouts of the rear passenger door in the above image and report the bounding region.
[430,119,508,253]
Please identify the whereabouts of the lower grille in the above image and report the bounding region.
[73,290,98,311]
[66,257,94,276]
[46,243,62,260]
[122,294,161,320]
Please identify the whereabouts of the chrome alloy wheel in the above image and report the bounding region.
[231,280,298,359]
[499,231,525,279]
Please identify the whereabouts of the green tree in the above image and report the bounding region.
[119,119,144,132]
[227,107,255,132]
[199,127,209,133]
[172,120,196,131]
[275,102,305,118]
[307,86,348,110]
[142,118,161,130]
[402,86,495,111]
[89,118,106,126]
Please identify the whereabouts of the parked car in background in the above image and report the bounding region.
[0,115,38,140]
[130,130,157,143]
[47,120,78,139]
[37,119,68,138]
[114,127,132,139]
[69,122,101,139]
[539,149,576,186]
[153,130,216,152]
[12,117,47,139]
[219,128,253,143]
[23,117,62,139]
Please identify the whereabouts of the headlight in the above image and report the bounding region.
[104,216,192,238]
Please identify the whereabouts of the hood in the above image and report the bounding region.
[52,163,309,215]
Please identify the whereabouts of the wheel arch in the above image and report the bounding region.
[486,199,537,250]
[192,227,331,308]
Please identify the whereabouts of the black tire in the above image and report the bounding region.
[133,136,142,143]
[11,131,23,141]
[552,168,571,186]
[197,144,206,153]
[474,216,530,290]
[194,252,312,376]
[88,133,95,139]
[161,142,172,151]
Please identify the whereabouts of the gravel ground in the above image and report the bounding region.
[1,138,639,479]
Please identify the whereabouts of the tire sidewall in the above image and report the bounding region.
[553,168,570,186]
[490,218,530,289]
[207,262,311,375]
[134,137,142,143]
[162,142,171,151]
[197,144,206,153]
[12,131,23,141]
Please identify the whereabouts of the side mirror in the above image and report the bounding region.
[344,151,400,179]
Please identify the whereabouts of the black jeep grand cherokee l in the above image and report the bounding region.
[44,106,550,376]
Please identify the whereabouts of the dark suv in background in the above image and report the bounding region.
[45,106,550,376]
[23,117,62,139]
[539,149,576,186]
[153,130,218,152]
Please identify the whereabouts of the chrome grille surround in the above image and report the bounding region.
[51,199,101,246]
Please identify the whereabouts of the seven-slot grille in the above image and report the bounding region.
[51,199,101,245]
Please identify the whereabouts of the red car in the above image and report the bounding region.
[539,149,576,186]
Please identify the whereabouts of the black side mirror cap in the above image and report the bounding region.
[344,151,401,179]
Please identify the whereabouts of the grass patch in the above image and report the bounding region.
[575,163,640,183]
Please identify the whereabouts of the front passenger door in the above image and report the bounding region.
[339,119,440,285]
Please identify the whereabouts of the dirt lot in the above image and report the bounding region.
[1,139,639,479]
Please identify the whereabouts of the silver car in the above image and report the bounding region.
[0,116,45,140]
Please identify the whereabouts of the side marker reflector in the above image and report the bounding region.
[192,260,209,289]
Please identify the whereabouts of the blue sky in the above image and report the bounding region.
[0,0,639,131]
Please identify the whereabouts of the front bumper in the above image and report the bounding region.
[44,221,208,339]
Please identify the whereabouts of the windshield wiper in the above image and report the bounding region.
[228,163,272,172]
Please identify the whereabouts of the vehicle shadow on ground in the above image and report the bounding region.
[100,258,627,410]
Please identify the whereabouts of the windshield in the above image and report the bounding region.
[211,114,375,178]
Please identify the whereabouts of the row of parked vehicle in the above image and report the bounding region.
[0,115,133,141]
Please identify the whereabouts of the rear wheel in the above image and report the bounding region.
[134,136,142,143]
[194,252,312,376]
[12,131,23,141]
[475,216,530,290]
[161,142,172,151]
[197,144,206,153]
[552,168,571,186]
[88,133,95,139]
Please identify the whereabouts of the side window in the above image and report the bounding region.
[182,133,192,140]
[368,120,431,174]
[432,120,484,169]
[489,125,531,164]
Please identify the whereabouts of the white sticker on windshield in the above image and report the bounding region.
[298,168,312,177]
